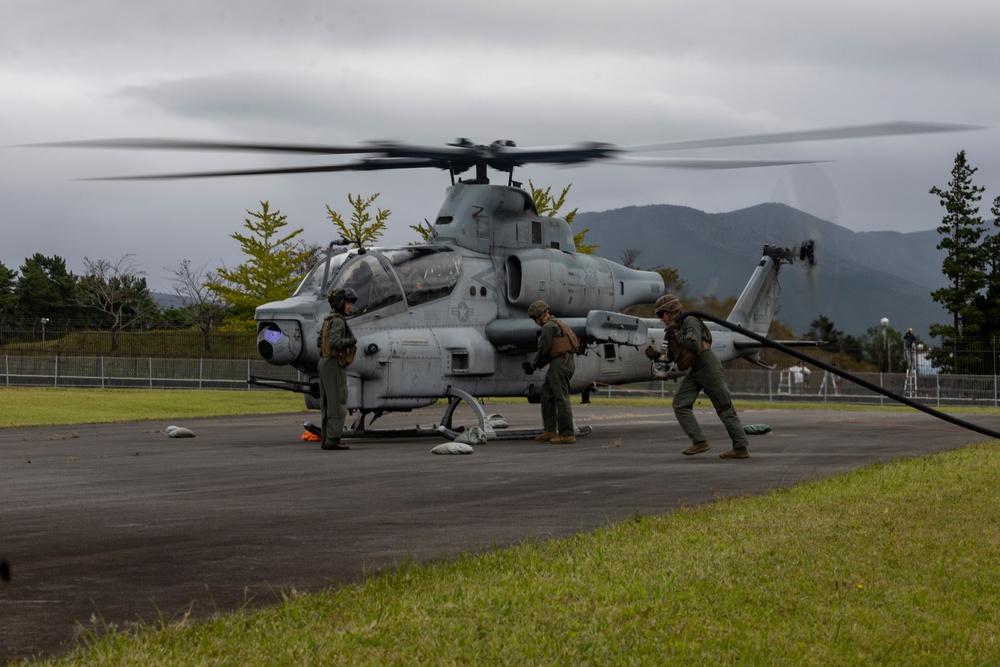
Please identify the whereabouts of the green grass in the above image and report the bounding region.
[37,445,1000,666]
[0,387,306,428]
[1,388,991,430]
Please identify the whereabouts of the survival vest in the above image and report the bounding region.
[666,317,712,371]
[549,319,581,356]
[319,314,357,368]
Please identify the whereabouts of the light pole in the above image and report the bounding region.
[880,317,889,372]
[40,317,49,342]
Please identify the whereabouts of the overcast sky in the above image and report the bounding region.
[3,0,998,291]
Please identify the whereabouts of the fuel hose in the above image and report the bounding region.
[681,311,1000,440]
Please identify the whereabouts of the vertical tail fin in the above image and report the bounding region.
[727,244,801,336]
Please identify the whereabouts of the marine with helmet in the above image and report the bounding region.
[316,287,359,451]
[522,300,580,444]
[646,293,750,459]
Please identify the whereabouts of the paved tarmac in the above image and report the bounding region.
[2,403,999,663]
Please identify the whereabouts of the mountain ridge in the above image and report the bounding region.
[579,203,949,339]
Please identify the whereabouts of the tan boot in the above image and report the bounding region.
[550,434,577,444]
[682,441,711,455]
[534,431,558,443]
[719,447,749,459]
[321,439,350,450]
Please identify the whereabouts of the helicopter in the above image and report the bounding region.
[32,122,977,440]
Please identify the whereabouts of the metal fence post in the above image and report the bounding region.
[149,358,153,389]
[101,356,105,389]
[54,356,59,387]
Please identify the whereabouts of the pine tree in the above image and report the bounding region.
[980,197,1000,345]
[0,262,17,321]
[928,150,988,371]
[207,202,304,323]
[14,254,81,325]
[807,315,843,346]
[326,193,389,249]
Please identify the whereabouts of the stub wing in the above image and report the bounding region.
[485,311,648,349]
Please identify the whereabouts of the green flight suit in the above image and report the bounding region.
[318,313,356,445]
[669,315,748,449]
[533,319,576,437]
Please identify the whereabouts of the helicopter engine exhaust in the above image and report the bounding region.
[505,249,662,315]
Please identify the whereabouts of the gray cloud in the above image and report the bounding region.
[2,0,998,291]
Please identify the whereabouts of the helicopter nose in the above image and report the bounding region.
[257,321,302,365]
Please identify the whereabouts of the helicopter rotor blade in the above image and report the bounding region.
[626,121,983,153]
[25,137,379,155]
[81,158,449,181]
[26,137,481,160]
[25,120,986,181]
[491,142,622,166]
[608,157,827,170]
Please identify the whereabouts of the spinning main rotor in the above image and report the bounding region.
[31,121,978,184]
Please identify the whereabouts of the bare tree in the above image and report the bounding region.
[168,259,227,352]
[79,254,158,351]
[620,248,642,269]
[291,238,326,280]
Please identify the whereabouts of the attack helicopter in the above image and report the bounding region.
[33,122,977,440]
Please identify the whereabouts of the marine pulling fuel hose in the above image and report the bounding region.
[681,311,1000,441]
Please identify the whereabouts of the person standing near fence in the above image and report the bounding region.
[317,287,358,451]
[904,328,917,368]
[788,363,811,394]
[645,294,750,459]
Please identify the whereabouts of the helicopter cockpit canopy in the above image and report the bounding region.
[294,251,350,297]
[296,244,462,315]
[381,245,461,307]
[333,253,403,316]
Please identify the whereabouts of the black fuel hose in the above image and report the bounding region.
[680,311,1000,440]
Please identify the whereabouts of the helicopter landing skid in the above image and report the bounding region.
[304,420,593,443]
[476,424,594,442]
[303,386,593,442]
[428,389,592,441]
[303,419,455,441]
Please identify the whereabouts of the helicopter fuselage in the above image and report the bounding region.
[254,182,788,414]
[255,182,667,410]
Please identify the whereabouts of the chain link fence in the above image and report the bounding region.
[4,353,999,408]
[3,327,1000,406]
[1,355,302,390]
[593,367,1000,408]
